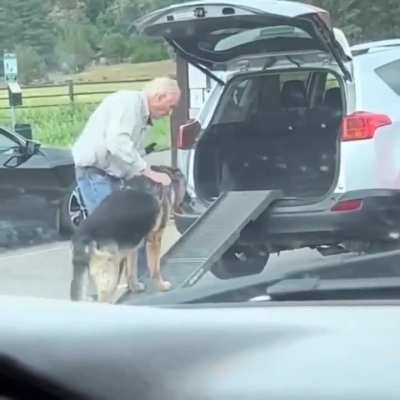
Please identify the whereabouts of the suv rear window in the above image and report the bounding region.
[213,25,311,52]
[375,59,400,95]
[213,71,311,124]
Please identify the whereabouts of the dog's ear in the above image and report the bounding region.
[149,165,187,208]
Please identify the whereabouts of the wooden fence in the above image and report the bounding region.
[0,78,152,110]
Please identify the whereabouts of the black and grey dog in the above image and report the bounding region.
[70,165,187,303]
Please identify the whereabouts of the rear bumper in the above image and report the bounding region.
[174,189,400,250]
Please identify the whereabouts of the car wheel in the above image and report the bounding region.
[60,185,86,235]
[211,244,270,280]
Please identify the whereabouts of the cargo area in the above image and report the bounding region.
[194,70,344,201]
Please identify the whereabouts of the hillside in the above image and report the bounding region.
[67,60,176,82]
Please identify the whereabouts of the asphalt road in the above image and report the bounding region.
[0,227,334,301]
[0,221,181,300]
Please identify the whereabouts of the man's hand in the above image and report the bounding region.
[142,167,171,186]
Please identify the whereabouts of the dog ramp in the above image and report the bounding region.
[160,190,281,289]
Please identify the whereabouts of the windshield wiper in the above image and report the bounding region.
[266,276,400,301]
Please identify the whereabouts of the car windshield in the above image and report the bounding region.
[1,0,400,308]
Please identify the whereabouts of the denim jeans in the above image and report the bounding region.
[75,166,147,277]
[75,166,121,214]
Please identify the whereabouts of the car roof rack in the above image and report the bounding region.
[351,39,400,55]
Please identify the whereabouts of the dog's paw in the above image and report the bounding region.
[156,280,172,292]
[129,281,146,293]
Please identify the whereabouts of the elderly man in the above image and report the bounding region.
[72,76,181,276]
[72,77,181,211]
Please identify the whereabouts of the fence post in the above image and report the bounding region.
[68,80,74,103]
[170,54,189,167]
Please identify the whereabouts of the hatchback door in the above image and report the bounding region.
[134,0,352,81]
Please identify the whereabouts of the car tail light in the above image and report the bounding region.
[177,120,201,149]
[341,112,392,141]
[331,199,363,212]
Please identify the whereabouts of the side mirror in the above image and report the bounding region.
[24,139,41,155]
[3,140,40,168]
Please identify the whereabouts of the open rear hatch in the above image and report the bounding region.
[133,0,352,81]
[134,1,352,203]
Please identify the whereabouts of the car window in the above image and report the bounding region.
[212,78,253,123]
[214,25,311,52]
[325,73,340,90]
[279,71,311,90]
[375,58,400,95]
[0,130,18,151]
[213,70,314,124]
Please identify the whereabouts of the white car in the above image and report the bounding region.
[135,0,400,275]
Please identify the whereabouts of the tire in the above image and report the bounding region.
[211,244,270,280]
[60,185,86,236]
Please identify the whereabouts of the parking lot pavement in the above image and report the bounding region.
[0,222,334,302]
[0,221,181,300]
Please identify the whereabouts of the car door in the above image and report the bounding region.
[0,128,60,246]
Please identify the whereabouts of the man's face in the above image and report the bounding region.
[149,91,181,119]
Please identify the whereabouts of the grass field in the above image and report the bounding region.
[1,105,170,150]
[0,60,175,150]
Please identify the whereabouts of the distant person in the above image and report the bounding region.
[71,76,181,270]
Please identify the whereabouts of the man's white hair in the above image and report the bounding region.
[143,77,180,97]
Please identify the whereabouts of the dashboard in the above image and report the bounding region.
[0,295,399,400]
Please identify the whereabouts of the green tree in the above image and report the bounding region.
[305,0,400,44]
[102,33,129,62]
[0,0,19,52]
[84,0,108,23]
[128,36,169,63]
[358,0,400,42]
[12,0,56,64]
[56,23,95,72]
[15,45,46,84]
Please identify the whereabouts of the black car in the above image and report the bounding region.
[0,126,84,247]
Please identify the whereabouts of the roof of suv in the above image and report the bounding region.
[351,39,400,56]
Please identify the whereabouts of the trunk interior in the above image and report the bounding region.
[194,69,344,202]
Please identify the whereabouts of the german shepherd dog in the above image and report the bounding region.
[70,166,187,303]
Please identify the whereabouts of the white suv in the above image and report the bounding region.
[135,0,400,265]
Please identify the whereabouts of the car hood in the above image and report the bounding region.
[0,296,399,399]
